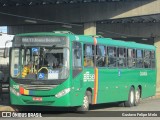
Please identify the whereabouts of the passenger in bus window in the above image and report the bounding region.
[108,47,116,67]
[136,50,143,68]
[84,45,94,67]
[96,46,106,67]
[118,48,124,67]
[128,49,135,68]
[144,51,151,68]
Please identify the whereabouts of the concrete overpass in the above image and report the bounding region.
[0,0,159,25]
[0,0,160,95]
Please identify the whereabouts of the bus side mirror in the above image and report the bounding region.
[3,47,9,58]
[76,50,81,59]
[3,40,12,58]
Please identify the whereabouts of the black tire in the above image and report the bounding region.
[76,91,90,112]
[13,106,28,112]
[118,102,125,107]
[125,87,135,107]
[134,87,141,106]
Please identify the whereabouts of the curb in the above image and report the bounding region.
[0,106,15,111]
[151,95,160,99]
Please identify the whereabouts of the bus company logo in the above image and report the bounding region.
[140,71,148,76]
[83,72,94,82]
[2,112,11,117]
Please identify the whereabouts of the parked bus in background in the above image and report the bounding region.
[0,33,14,82]
[7,31,156,111]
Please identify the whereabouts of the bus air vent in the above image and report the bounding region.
[20,84,57,90]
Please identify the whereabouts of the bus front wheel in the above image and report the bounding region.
[76,92,90,112]
[125,87,135,107]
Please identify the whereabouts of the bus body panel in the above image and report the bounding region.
[97,68,156,103]
[10,77,86,107]
[9,32,156,108]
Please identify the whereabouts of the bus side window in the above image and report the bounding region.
[144,50,151,68]
[96,45,106,67]
[84,44,94,67]
[136,49,143,68]
[151,51,155,68]
[108,46,117,68]
[11,49,20,77]
[105,46,108,67]
[117,48,126,68]
[127,48,136,68]
[72,42,82,67]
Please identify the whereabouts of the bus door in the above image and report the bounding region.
[72,42,94,88]
[82,44,95,90]
[72,42,83,90]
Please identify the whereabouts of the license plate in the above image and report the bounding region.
[33,97,42,101]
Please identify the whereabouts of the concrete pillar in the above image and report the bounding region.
[84,22,96,35]
[154,38,160,95]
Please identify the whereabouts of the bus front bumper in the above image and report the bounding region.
[10,92,72,107]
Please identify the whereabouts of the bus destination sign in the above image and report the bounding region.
[13,36,68,47]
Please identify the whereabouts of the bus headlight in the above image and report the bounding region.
[55,88,71,98]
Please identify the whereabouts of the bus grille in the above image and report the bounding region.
[20,84,57,90]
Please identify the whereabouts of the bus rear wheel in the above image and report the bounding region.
[125,87,135,107]
[134,88,140,106]
[76,92,90,112]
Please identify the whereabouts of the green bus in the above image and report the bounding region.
[8,31,156,111]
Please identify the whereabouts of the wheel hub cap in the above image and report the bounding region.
[83,96,89,109]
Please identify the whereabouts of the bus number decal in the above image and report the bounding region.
[140,71,148,76]
[13,85,19,89]
[83,71,94,82]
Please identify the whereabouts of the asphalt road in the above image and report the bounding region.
[1,98,160,119]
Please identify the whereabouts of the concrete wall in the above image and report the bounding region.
[154,38,160,94]
[84,22,96,35]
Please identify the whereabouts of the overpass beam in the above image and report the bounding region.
[84,22,96,35]
[154,38,160,95]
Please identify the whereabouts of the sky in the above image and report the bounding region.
[0,26,7,33]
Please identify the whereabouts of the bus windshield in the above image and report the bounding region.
[10,47,69,80]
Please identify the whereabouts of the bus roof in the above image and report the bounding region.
[76,35,156,51]
[15,32,155,50]
[16,32,72,37]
